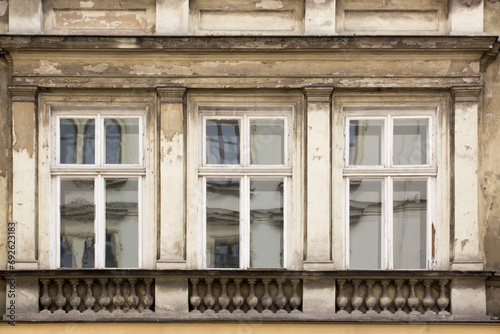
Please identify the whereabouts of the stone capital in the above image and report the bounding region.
[8,85,39,102]
[452,86,482,103]
[157,86,186,103]
[303,86,334,103]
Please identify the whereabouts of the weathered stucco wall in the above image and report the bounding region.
[0,55,9,272]
[0,0,7,33]
[482,0,500,318]
[482,0,500,273]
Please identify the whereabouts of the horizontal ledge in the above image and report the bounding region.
[343,167,437,176]
[6,312,497,323]
[199,167,292,175]
[0,269,494,279]
[0,35,498,51]
[50,167,146,175]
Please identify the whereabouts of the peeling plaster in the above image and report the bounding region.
[130,64,165,75]
[256,0,283,10]
[83,63,109,73]
[461,239,469,250]
[0,1,7,16]
[80,1,95,8]
[34,60,62,75]
[314,0,327,4]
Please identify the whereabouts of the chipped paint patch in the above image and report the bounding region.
[130,64,164,76]
[0,0,7,16]
[80,1,95,8]
[256,0,284,9]
[34,60,62,75]
[314,0,327,4]
[83,63,109,74]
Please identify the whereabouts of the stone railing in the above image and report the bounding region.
[335,278,450,316]
[188,277,302,314]
[38,278,154,315]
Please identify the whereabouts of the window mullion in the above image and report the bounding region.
[386,176,393,270]
[96,175,104,268]
[241,175,249,269]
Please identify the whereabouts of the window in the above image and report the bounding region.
[199,107,292,269]
[52,111,144,269]
[343,107,437,270]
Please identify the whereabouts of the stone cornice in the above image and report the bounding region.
[0,35,497,52]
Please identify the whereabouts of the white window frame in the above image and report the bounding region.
[342,106,438,270]
[50,108,147,269]
[198,107,294,270]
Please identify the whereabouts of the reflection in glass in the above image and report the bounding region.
[60,179,95,268]
[206,178,240,268]
[349,119,383,166]
[105,178,139,268]
[250,119,285,165]
[393,119,428,165]
[349,179,383,269]
[105,118,139,164]
[60,119,95,164]
[250,178,284,268]
[393,178,427,269]
[206,120,240,165]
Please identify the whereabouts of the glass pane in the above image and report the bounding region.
[105,118,140,164]
[250,119,285,165]
[250,178,284,268]
[393,118,428,165]
[349,119,384,166]
[60,119,95,164]
[349,179,383,269]
[393,178,427,269]
[206,119,240,165]
[206,178,240,268]
[105,178,139,268]
[60,179,95,268]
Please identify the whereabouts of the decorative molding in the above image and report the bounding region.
[157,86,186,103]
[8,85,39,102]
[303,86,334,103]
[452,86,482,102]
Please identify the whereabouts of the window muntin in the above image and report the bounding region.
[344,113,435,270]
[53,112,144,269]
[200,109,291,269]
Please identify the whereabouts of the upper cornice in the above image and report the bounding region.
[0,35,498,52]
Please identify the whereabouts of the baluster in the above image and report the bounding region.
[246,279,259,315]
[261,279,273,315]
[336,279,348,314]
[69,279,82,313]
[275,279,287,314]
[98,279,111,313]
[142,279,154,312]
[189,278,202,313]
[54,279,67,314]
[203,278,216,313]
[379,280,392,315]
[422,279,436,315]
[232,279,244,314]
[83,279,96,313]
[351,279,363,315]
[40,279,53,313]
[218,278,230,314]
[437,279,450,315]
[127,279,140,313]
[290,279,302,313]
[365,280,378,314]
[407,279,420,315]
[112,279,125,313]
[394,279,406,315]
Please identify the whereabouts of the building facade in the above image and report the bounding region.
[0,0,500,333]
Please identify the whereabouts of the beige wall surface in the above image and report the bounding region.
[1,323,500,334]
